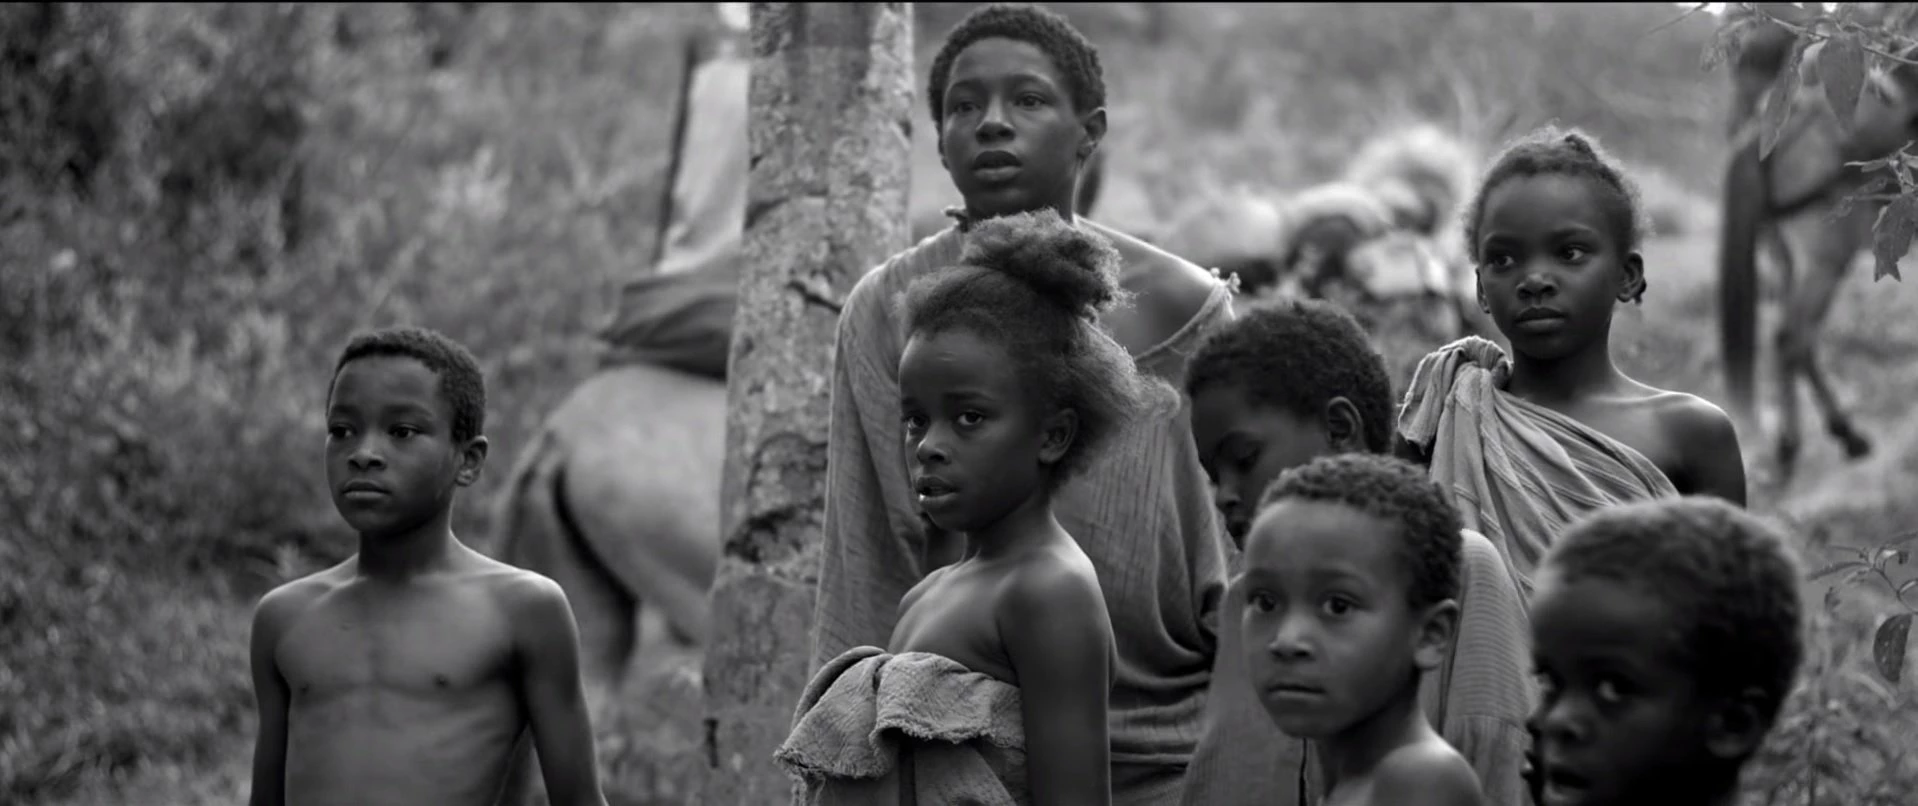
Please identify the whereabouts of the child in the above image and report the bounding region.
[1396,126,1747,597]
[1238,453,1486,806]
[247,328,607,806]
[1526,497,1805,806]
[778,210,1175,805]
[809,5,1236,803]
[1179,298,1534,806]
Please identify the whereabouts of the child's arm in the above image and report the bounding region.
[1370,747,1485,806]
[246,590,295,806]
[510,576,610,806]
[1002,564,1114,806]
[1673,400,1748,507]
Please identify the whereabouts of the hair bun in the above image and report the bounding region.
[961,209,1128,319]
[1559,131,1601,160]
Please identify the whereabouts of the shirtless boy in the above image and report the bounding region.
[1238,454,1485,806]
[248,327,606,806]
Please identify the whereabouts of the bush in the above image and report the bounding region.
[1,4,706,801]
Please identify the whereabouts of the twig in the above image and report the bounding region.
[1647,2,1711,38]
[1748,4,1918,68]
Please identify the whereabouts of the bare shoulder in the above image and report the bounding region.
[1652,389,1741,450]
[997,542,1115,685]
[1370,737,1485,806]
[898,563,958,615]
[253,560,351,632]
[1002,544,1105,617]
[469,557,572,625]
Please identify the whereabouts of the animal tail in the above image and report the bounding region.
[492,424,625,609]
[491,421,566,567]
[1719,131,1767,425]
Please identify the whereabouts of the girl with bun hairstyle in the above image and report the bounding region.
[779,210,1177,806]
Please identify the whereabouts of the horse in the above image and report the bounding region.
[1718,27,1918,479]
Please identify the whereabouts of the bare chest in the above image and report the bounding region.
[277,585,515,704]
[887,571,1016,684]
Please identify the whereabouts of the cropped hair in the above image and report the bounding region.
[1256,453,1463,608]
[1544,497,1806,727]
[927,3,1106,127]
[1184,296,1395,454]
[331,326,486,443]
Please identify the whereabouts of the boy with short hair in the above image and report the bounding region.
[247,327,608,806]
[1527,497,1806,806]
[1181,297,1534,806]
[1237,453,1484,806]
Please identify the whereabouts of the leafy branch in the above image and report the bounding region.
[1810,532,1918,684]
[1699,2,1918,280]
[1747,3,1918,68]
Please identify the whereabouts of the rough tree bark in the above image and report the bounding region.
[700,3,912,804]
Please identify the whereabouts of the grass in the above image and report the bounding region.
[6,3,1916,805]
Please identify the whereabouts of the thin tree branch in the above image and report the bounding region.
[1748,4,1918,67]
[1647,2,1711,39]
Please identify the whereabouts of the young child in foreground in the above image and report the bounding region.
[1526,497,1805,806]
[777,210,1175,806]
[247,328,607,806]
[1236,453,1486,806]
[1179,298,1534,806]
[1396,125,1747,596]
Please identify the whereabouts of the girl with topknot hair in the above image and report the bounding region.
[898,209,1179,486]
[1396,125,1747,603]
[779,210,1174,806]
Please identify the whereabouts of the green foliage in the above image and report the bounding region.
[1702,2,1918,281]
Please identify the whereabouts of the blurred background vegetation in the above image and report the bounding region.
[3,3,1914,805]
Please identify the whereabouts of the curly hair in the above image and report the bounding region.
[1256,453,1463,609]
[926,3,1106,127]
[898,209,1175,487]
[1544,497,1806,726]
[1183,296,1395,454]
[1461,125,1650,303]
[331,327,487,443]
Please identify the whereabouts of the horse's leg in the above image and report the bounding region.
[1804,356,1873,457]
[1796,202,1876,459]
[1767,218,1804,478]
[1773,199,1869,468]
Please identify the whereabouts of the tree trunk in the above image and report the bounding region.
[700,3,913,804]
